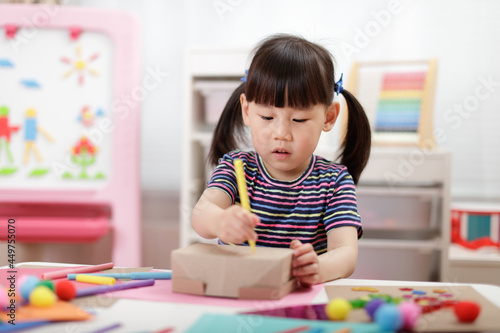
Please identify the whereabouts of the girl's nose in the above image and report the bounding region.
[272,121,292,141]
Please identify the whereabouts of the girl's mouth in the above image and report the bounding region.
[273,149,290,160]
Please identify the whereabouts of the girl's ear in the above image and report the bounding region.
[241,93,250,126]
[323,101,340,132]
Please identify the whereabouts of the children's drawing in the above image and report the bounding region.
[23,108,54,163]
[0,105,19,175]
[0,58,13,67]
[63,136,105,180]
[77,106,104,127]
[23,108,55,177]
[20,79,41,88]
[61,45,100,85]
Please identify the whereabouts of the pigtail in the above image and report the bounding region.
[338,89,371,185]
[208,82,247,167]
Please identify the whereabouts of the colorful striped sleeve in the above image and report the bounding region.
[323,167,363,239]
[206,153,238,204]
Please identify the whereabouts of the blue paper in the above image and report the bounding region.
[185,313,392,333]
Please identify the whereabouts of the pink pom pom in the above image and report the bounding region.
[399,301,422,330]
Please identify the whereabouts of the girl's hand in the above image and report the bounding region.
[290,240,320,287]
[217,205,260,244]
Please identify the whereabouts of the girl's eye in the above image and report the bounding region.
[293,119,307,123]
[261,116,273,121]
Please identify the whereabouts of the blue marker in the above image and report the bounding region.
[67,271,171,280]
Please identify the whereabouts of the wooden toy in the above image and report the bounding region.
[325,285,499,332]
[171,243,296,300]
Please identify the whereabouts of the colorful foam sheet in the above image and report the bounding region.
[185,313,389,333]
[0,300,92,322]
[325,285,500,332]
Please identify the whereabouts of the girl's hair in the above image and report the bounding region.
[208,34,371,184]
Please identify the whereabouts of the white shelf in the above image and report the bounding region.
[448,244,500,285]
[449,243,500,265]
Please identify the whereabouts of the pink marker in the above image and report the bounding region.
[41,262,114,280]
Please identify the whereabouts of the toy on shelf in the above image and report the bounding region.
[451,202,500,250]
[345,59,437,148]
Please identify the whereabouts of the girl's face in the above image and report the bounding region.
[241,94,339,181]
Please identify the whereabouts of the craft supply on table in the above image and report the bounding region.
[234,158,256,253]
[76,279,155,298]
[41,262,114,280]
[75,274,116,285]
[67,272,172,280]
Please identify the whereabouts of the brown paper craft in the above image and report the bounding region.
[171,243,296,300]
[325,285,500,332]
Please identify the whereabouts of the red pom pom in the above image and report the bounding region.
[454,301,481,323]
[55,280,76,301]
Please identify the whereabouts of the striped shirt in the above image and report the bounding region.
[207,150,363,255]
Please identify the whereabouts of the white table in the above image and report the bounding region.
[4,262,500,333]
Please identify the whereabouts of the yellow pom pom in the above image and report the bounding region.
[326,298,352,321]
[29,286,56,307]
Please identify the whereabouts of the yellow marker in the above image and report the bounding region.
[234,159,256,254]
[75,274,116,285]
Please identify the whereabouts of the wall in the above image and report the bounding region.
[68,0,500,200]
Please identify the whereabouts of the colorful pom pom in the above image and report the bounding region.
[0,288,8,311]
[55,280,77,301]
[29,286,56,307]
[19,275,40,301]
[399,301,422,330]
[374,303,403,331]
[365,298,385,320]
[325,298,352,321]
[454,301,481,323]
[37,280,55,291]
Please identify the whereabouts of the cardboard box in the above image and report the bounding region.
[171,243,296,300]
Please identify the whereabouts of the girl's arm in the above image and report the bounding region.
[191,188,259,244]
[291,226,358,285]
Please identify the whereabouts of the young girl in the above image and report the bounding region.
[192,34,371,286]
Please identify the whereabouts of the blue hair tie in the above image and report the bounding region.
[335,73,344,94]
[241,69,248,83]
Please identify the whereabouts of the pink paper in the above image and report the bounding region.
[110,279,324,309]
[1,268,324,309]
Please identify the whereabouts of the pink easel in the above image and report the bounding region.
[0,5,142,266]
